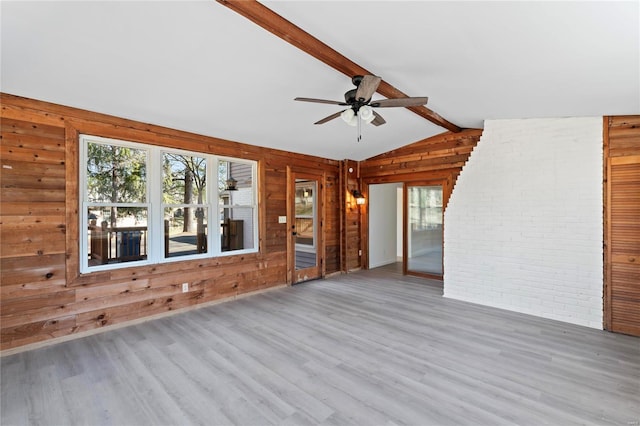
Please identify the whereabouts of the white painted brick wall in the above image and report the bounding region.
[444,117,603,329]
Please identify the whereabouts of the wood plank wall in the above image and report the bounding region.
[0,93,342,351]
[357,129,483,268]
[342,159,363,271]
[360,129,482,200]
[604,115,640,336]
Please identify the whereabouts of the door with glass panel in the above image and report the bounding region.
[289,170,324,284]
[404,183,444,278]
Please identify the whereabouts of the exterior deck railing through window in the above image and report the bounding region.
[89,224,148,265]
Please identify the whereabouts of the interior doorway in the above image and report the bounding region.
[368,181,444,280]
[368,183,403,268]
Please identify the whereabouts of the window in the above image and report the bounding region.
[80,135,258,273]
[294,180,315,249]
[408,185,442,231]
[162,153,208,258]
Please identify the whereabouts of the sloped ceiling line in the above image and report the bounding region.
[216,0,462,133]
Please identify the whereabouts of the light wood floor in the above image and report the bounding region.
[2,264,639,425]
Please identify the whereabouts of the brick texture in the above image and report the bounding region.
[444,117,603,329]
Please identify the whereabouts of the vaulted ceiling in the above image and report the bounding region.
[1,1,638,160]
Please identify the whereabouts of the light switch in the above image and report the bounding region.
[278,216,287,224]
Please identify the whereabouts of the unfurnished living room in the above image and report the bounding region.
[1,1,639,425]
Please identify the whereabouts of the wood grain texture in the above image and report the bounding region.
[605,116,640,336]
[2,264,638,425]
[360,129,481,210]
[356,129,481,271]
[0,93,342,350]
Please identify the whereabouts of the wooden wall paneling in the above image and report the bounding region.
[338,160,345,272]
[604,117,612,330]
[359,129,482,274]
[361,131,481,194]
[361,155,470,177]
[0,93,341,351]
[1,254,67,299]
[364,168,462,186]
[73,292,202,335]
[1,315,78,350]
[0,114,72,349]
[0,201,65,217]
[324,173,341,274]
[0,221,66,258]
[64,122,80,286]
[608,155,640,335]
[604,115,640,336]
[342,159,362,271]
[365,130,482,161]
[608,115,640,158]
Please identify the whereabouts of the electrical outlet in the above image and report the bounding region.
[182,283,189,293]
[358,249,362,256]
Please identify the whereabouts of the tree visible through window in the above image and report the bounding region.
[80,135,258,273]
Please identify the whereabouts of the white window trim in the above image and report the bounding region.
[79,134,258,274]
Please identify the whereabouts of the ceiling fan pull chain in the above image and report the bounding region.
[357,113,362,142]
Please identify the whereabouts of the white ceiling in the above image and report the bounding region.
[2,1,638,161]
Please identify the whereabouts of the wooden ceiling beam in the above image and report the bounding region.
[216,0,462,133]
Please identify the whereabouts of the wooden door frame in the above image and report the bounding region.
[603,117,612,330]
[403,179,446,280]
[361,176,447,279]
[286,166,326,284]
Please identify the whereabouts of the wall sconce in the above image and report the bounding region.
[352,189,366,205]
[225,176,237,191]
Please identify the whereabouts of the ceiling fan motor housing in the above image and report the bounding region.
[295,74,426,127]
[344,75,369,109]
[344,89,358,106]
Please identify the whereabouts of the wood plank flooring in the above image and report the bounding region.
[2,264,639,425]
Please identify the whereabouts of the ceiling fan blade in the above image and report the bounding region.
[371,111,386,126]
[370,97,429,108]
[314,110,343,125]
[294,97,347,105]
[355,75,381,102]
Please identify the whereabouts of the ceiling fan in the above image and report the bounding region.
[294,75,429,135]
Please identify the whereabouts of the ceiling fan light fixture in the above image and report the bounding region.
[341,108,357,126]
[359,105,375,124]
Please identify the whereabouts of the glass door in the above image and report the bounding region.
[288,168,324,284]
[404,183,443,278]
[294,179,317,271]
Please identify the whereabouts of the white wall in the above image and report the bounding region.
[369,183,400,268]
[444,117,603,329]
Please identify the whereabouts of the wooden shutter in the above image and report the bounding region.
[605,116,640,336]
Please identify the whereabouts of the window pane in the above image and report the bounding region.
[220,207,254,251]
[87,207,148,266]
[295,180,315,248]
[407,185,442,275]
[219,160,253,205]
[295,181,314,216]
[87,142,147,203]
[163,153,207,204]
[164,207,208,257]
